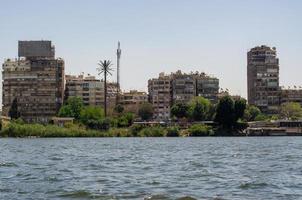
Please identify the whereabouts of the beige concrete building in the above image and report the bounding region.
[2,41,64,123]
[247,45,280,114]
[280,88,302,105]
[65,74,104,106]
[171,70,196,104]
[120,90,148,114]
[148,70,219,120]
[148,72,172,120]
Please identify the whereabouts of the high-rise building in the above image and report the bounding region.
[247,45,280,114]
[194,72,219,103]
[65,74,104,106]
[148,73,172,120]
[2,41,64,123]
[171,70,196,104]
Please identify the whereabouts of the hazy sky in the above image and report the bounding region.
[1,0,302,98]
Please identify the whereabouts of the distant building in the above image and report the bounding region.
[247,45,280,114]
[2,41,64,123]
[280,88,302,106]
[120,90,148,114]
[148,70,219,120]
[148,72,172,120]
[172,70,196,104]
[194,72,219,103]
[65,74,104,106]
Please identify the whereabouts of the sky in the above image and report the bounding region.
[0,0,302,99]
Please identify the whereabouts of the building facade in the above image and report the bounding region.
[148,73,172,120]
[194,72,219,103]
[247,45,280,114]
[120,90,148,114]
[171,70,196,104]
[148,70,219,120]
[65,74,104,106]
[2,41,64,123]
[280,88,302,106]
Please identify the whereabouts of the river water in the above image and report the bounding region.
[1,137,302,200]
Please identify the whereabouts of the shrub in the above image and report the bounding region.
[188,124,211,136]
[108,128,131,137]
[130,124,145,136]
[138,126,166,137]
[166,126,180,137]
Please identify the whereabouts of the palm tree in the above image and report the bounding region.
[97,60,114,117]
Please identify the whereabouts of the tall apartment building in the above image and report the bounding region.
[172,70,196,103]
[2,41,64,123]
[247,45,280,114]
[120,90,148,114]
[194,72,219,103]
[65,74,104,106]
[148,73,172,120]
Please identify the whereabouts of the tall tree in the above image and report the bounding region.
[234,98,247,121]
[9,98,20,119]
[97,60,114,117]
[214,96,235,129]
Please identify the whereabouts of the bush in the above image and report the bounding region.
[130,124,145,136]
[108,128,131,137]
[188,124,212,136]
[166,126,180,137]
[138,126,166,137]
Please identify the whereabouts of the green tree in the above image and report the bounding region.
[114,104,124,114]
[171,102,189,119]
[234,98,247,121]
[138,102,153,121]
[97,60,114,117]
[58,97,84,119]
[9,98,20,119]
[188,97,211,121]
[280,102,302,120]
[214,96,235,129]
[80,106,104,124]
[243,105,261,121]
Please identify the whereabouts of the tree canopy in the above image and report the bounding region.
[138,102,153,121]
[171,102,189,119]
[280,102,302,120]
[188,97,211,121]
[214,96,246,129]
[58,97,84,119]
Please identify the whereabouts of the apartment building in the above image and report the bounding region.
[247,45,280,114]
[171,70,196,104]
[120,90,148,114]
[194,72,219,103]
[148,72,172,120]
[280,88,302,106]
[2,41,64,123]
[65,74,104,106]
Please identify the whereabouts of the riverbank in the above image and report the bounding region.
[0,122,242,137]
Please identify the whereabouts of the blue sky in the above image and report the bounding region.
[1,0,302,98]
